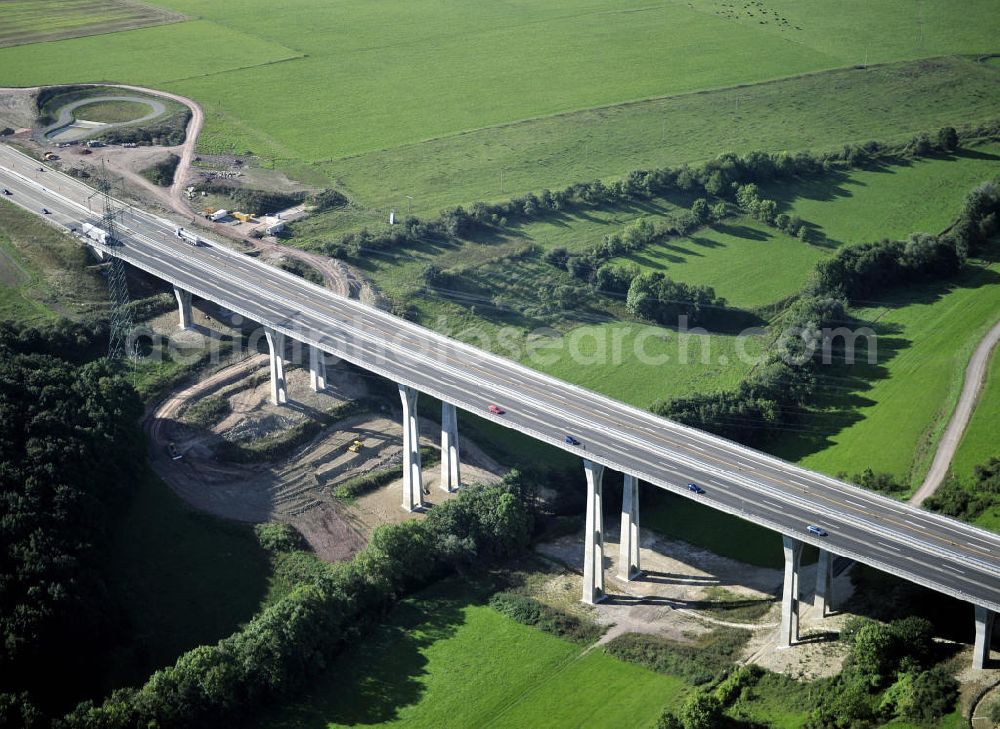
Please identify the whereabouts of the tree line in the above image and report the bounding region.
[314,121,989,264]
[651,179,1000,446]
[56,472,536,729]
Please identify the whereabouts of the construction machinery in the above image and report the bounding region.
[346,436,364,453]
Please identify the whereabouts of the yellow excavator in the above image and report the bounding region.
[346,436,364,453]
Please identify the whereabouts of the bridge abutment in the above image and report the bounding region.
[780,535,803,647]
[618,474,641,581]
[173,286,193,330]
[309,345,327,392]
[974,605,996,670]
[399,384,424,511]
[264,328,287,405]
[440,402,460,492]
[582,459,606,604]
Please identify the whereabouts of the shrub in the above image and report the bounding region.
[308,188,348,211]
[140,153,180,186]
[904,667,958,722]
[333,447,437,500]
[714,664,764,706]
[278,257,324,286]
[254,523,305,554]
[543,247,569,269]
[679,692,723,729]
[654,710,683,729]
[488,592,603,644]
[182,394,230,429]
[604,629,750,686]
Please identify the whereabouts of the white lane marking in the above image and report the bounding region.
[877,541,902,553]
[845,498,869,509]
[942,564,966,575]
[905,519,924,529]
[3,156,990,576]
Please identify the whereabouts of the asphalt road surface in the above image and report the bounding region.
[1,144,998,613]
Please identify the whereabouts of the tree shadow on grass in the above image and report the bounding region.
[772,262,1000,462]
[951,146,1000,161]
[769,320,908,463]
[711,222,770,241]
[279,589,472,728]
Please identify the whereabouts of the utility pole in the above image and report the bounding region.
[95,164,136,361]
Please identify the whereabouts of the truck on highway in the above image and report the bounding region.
[81,222,112,245]
[175,227,203,246]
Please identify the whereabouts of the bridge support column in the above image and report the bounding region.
[780,535,803,647]
[173,286,193,330]
[582,459,605,604]
[973,606,996,670]
[399,384,424,511]
[440,402,460,493]
[309,345,327,392]
[814,549,833,618]
[264,328,287,406]
[618,474,641,581]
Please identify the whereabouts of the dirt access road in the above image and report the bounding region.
[911,319,1000,505]
[115,83,357,297]
[7,82,357,296]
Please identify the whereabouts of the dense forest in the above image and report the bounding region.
[0,322,144,725]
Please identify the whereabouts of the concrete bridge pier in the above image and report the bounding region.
[264,328,287,406]
[618,474,641,581]
[582,459,606,604]
[173,286,193,330]
[309,345,327,392]
[440,402,461,492]
[814,549,833,617]
[780,535,803,647]
[974,606,996,670]
[399,384,424,511]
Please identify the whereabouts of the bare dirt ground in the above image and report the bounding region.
[0,87,39,131]
[143,304,504,559]
[536,525,857,680]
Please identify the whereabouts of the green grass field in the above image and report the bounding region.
[763,144,1000,246]
[258,578,688,729]
[0,200,107,322]
[74,99,153,123]
[310,57,1000,221]
[0,0,185,48]
[614,219,829,310]
[0,1,997,217]
[521,322,765,408]
[774,262,1000,489]
[950,347,1000,484]
[100,470,271,695]
[0,20,303,87]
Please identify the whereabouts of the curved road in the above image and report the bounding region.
[43,95,166,142]
[65,83,354,296]
[911,319,1000,505]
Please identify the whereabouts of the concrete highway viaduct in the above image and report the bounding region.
[0,144,996,669]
